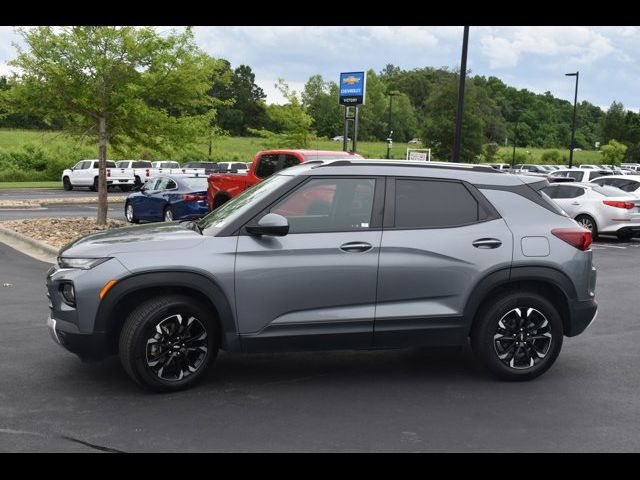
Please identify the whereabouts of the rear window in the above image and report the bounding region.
[105,161,117,168]
[132,161,152,168]
[159,162,179,169]
[255,154,279,178]
[182,178,209,190]
[394,179,480,228]
[590,185,629,197]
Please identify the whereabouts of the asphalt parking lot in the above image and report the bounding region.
[0,237,639,452]
[0,188,128,201]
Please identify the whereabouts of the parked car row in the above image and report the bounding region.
[62,159,250,191]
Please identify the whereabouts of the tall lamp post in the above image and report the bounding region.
[511,117,519,169]
[565,71,579,168]
[453,25,470,163]
[386,91,399,159]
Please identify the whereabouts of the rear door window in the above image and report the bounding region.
[255,154,279,178]
[393,179,480,228]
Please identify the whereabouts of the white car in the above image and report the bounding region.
[541,182,640,240]
[578,164,600,170]
[485,163,510,171]
[115,160,155,187]
[549,169,613,183]
[408,138,422,145]
[331,136,351,142]
[62,160,136,192]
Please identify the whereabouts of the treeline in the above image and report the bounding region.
[2,63,640,163]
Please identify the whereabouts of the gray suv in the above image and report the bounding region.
[46,160,598,391]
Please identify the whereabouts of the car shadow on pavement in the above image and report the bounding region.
[58,344,487,395]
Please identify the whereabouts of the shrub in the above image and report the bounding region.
[541,150,562,163]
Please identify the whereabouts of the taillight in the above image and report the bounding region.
[182,169,186,173]
[145,169,150,177]
[182,194,206,202]
[552,227,592,251]
[603,200,634,209]
[107,169,111,177]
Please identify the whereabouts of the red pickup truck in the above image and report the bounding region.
[207,149,363,210]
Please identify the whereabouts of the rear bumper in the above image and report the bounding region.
[566,298,598,337]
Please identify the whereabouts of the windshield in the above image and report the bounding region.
[200,174,292,233]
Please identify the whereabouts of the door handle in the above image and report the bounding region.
[571,202,581,205]
[472,238,502,249]
[340,242,373,253]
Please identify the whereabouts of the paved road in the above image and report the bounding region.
[0,188,128,201]
[0,204,126,222]
[0,240,639,452]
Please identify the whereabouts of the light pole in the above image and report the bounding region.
[511,118,519,169]
[565,71,579,168]
[453,26,470,163]
[386,91,399,159]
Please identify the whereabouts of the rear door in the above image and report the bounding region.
[541,184,585,217]
[374,177,513,347]
[235,176,384,351]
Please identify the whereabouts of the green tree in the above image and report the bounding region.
[2,26,220,224]
[601,139,628,166]
[423,77,485,162]
[302,75,342,138]
[254,79,315,148]
[601,102,627,144]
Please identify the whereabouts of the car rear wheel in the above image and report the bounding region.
[125,202,139,224]
[118,295,219,392]
[471,291,563,381]
[575,214,598,241]
[120,185,132,192]
[89,177,98,192]
[63,176,73,191]
[163,206,174,222]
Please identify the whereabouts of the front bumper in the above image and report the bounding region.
[566,298,598,337]
[47,314,109,360]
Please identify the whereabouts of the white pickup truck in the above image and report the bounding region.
[115,160,156,187]
[62,160,136,191]
[150,161,184,176]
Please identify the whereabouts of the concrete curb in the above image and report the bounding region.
[0,196,127,209]
[0,225,58,264]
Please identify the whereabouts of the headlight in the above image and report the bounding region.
[57,257,111,270]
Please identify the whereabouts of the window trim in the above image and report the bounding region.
[383,176,500,231]
[240,175,385,236]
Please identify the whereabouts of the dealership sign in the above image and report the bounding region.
[339,71,366,105]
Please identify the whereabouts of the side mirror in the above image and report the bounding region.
[246,213,289,237]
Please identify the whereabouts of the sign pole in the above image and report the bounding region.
[343,106,349,152]
[353,106,359,153]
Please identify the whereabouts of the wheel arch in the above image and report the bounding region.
[464,266,576,337]
[95,270,239,355]
[213,192,232,209]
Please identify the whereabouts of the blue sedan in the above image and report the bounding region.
[125,175,210,223]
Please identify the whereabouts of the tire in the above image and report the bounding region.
[213,194,230,209]
[471,291,563,381]
[120,185,132,192]
[163,205,174,222]
[616,231,634,241]
[575,214,598,241]
[125,201,139,224]
[134,176,142,190]
[62,176,73,191]
[118,295,219,392]
[89,177,98,192]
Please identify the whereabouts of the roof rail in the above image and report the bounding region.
[312,159,502,173]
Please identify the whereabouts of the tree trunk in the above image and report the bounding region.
[97,117,108,226]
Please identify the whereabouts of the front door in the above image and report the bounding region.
[235,176,384,351]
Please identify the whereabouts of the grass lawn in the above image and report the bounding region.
[495,146,603,164]
[0,181,61,189]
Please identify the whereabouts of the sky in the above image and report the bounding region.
[1,26,639,111]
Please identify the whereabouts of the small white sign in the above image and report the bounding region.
[408,151,428,161]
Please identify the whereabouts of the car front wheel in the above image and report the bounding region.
[125,202,139,224]
[163,206,174,222]
[118,295,219,392]
[471,291,563,381]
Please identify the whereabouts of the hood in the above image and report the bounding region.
[59,222,206,258]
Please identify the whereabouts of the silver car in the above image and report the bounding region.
[541,182,640,240]
[46,160,598,391]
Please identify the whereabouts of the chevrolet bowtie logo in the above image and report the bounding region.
[342,76,361,85]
